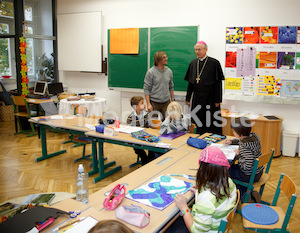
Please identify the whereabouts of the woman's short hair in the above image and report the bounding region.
[88,220,134,233]
[154,51,167,66]
[230,117,252,137]
[167,101,182,120]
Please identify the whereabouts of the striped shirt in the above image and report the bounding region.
[191,178,237,233]
[232,133,263,176]
[126,110,150,128]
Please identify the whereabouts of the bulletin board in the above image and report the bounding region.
[224,26,300,104]
[108,26,198,91]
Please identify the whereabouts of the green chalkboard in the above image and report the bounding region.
[108,28,148,89]
[108,26,198,91]
[150,26,198,91]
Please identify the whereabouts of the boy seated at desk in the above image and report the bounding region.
[159,101,191,135]
[127,96,155,165]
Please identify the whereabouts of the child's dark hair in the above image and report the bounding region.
[196,162,231,202]
[230,117,252,137]
[130,96,143,107]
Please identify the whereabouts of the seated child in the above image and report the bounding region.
[159,101,191,135]
[169,146,237,233]
[127,96,155,165]
[88,219,134,233]
[224,116,263,202]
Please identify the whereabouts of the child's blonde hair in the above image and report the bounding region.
[88,220,134,233]
[167,101,182,120]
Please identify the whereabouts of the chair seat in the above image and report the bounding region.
[242,204,288,230]
[253,173,271,189]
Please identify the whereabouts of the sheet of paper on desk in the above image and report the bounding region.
[114,125,145,134]
[209,143,238,160]
[50,115,64,120]
[63,216,98,233]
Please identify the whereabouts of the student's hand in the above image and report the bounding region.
[234,149,239,154]
[147,103,153,112]
[224,139,232,145]
[189,185,197,194]
[174,193,188,210]
[185,101,190,107]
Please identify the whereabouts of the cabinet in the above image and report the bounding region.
[222,114,283,157]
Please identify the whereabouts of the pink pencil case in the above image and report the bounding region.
[115,205,150,228]
[103,184,126,210]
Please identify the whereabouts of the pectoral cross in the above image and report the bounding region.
[196,76,200,84]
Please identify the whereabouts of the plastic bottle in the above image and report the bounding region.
[115,116,120,128]
[76,164,89,204]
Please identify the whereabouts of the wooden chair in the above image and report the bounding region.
[11,95,37,137]
[232,148,275,204]
[241,173,297,233]
[189,123,197,134]
[218,189,240,233]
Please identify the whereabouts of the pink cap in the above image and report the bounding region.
[196,41,207,46]
[199,146,230,169]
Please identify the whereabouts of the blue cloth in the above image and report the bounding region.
[187,137,207,149]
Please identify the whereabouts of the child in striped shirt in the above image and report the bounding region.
[224,116,263,203]
[173,147,237,233]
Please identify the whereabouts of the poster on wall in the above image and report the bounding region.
[259,52,277,69]
[242,76,256,95]
[256,75,276,95]
[277,52,295,69]
[280,80,300,97]
[260,26,278,44]
[278,26,297,44]
[225,77,242,91]
[243,27,260,44]
[226,27,243,44]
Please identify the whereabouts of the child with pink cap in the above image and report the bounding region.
[167,146,237,233]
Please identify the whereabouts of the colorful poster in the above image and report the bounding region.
[226,27,243,44]
[277,52,295,69]
[297,27,300,44]
[236,49,243,76]
[278,26,297,44]
[244,47,256,77]
[256,51,260,68]
[110,28,139,54]
[242,76,256,95]
[225,51,237,68]
[256,75,275,95]
[296,52,300,70]
[243,27,260,44]
[126,175,192,210]
[225,77,242,90]
[259,52,277,69]
[280,80,300,97]
[260,27,278,44]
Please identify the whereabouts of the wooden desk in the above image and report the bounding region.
[222,114,283,157]
[88,150,198,233]
[29,116,99,162]
[85,129,199,183]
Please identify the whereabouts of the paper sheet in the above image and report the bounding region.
[64,216,98,233]
[209,143,238,160]
[114,125,145,134]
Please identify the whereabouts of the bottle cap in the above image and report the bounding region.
[78,164,84,173]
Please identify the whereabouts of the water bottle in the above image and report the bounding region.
[76,164,89,204]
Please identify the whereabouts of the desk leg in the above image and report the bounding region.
[92,139,122,184]
[88,139,99,176]
[35,125,67,162]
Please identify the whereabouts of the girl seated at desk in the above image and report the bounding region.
[159,101,191,135]
[167,147,237,233]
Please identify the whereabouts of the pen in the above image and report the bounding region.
[52,217,85,233]
[131,204,150,216]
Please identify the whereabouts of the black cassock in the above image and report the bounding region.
[184,56,224,135]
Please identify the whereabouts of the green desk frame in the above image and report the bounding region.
[88,137,169,183]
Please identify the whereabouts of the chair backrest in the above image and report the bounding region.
[150,118,161,129]
[189,123,197,134]
[257,148,274,171]
[218,189,240,233]
[11,95,26,107]
[74,105,88,117]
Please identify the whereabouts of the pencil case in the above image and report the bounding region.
[187,137,207,149]
[103,184,126,210]
[115,205,150,228]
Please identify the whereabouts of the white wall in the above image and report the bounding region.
[57,0,300,133]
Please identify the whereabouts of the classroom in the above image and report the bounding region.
[0,0,300,232]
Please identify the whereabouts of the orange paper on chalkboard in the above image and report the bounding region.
[110,28,139,54]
